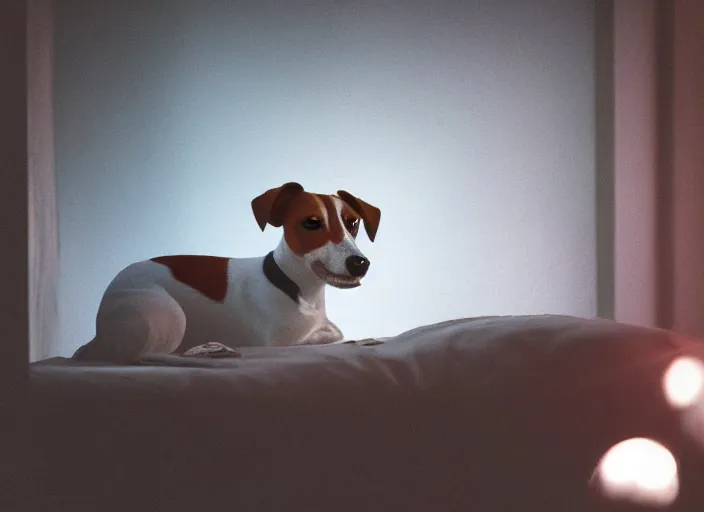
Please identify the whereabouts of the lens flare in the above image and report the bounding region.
[594,438,678,507]
[663,357,704,409]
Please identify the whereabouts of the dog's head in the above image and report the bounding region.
[251,182,381,288]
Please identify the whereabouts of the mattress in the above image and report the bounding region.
[28,315,704,511]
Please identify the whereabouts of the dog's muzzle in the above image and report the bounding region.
[311,258,369,289]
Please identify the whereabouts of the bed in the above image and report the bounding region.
[28,315,704,511]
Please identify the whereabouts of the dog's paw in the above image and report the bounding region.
[342,338,386,346]
[182,342,241,358]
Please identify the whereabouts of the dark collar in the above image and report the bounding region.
[262,251,300,304]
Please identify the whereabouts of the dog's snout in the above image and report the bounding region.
[346,255,370,277]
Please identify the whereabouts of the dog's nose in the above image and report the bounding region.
[346,255,370,277]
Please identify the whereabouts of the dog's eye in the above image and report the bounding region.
[301,217,323,230]
[345,218,360,232]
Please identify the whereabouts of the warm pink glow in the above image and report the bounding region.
[663,357,704,409]
[666,357,704,449]
[595,438,679,507]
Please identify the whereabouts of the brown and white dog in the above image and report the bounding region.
[72,182,381,364]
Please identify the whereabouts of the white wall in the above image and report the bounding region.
[54,0,596,356]
[29,0,59,361]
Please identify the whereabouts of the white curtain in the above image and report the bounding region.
[28,0,58,362]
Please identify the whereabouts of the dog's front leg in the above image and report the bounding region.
[303,322,344,345]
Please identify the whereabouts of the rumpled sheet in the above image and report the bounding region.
[28,315,704,511]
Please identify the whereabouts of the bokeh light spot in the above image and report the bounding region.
[595,437,678,507]
[663,357,704,409]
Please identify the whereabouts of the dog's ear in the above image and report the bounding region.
[251,182,304,231]
[337,190,381,242]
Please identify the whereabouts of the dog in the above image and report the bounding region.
[71,182,380,364]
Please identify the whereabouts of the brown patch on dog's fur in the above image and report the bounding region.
[332,195,361,238]
[251,184,367,256]
[281,193,362,256]
[251,182,304,231]
[318,195,345,244]
[151,255,229,302]
[283,193,333,256]
[337,190,381,242]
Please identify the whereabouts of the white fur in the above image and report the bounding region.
[72,195,368,364]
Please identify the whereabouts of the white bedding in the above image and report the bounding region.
[28,315,704,511]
